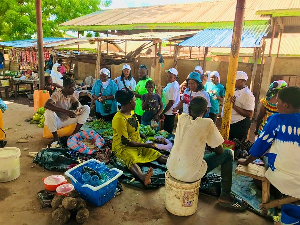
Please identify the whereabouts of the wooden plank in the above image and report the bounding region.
[296,76,300,87]
[289,76,297,86]
[260,197,299,210]
[261,180,270,214]
[235,164,267,181]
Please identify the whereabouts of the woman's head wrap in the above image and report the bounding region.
[115,90,134,106]
[266,80,287,100]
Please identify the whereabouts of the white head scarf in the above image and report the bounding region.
[50,63,63,86]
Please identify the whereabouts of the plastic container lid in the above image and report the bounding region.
[44,175,66,185]
[0,147,21,159]
[56,183,74,195]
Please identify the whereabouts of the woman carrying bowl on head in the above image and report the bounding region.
[91,68,118,121]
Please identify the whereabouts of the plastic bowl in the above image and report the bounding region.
[43,175,67,191]
[56,183,74,196]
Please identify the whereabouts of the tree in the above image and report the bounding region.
[0,0,111,41]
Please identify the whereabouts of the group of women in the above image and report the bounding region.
[91,64,218,134]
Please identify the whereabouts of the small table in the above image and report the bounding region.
[13,79,38,97]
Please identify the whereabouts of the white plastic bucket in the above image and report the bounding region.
[165,171,201,216]
[0,147,21,182]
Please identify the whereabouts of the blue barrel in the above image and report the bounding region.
[281,204,300,225]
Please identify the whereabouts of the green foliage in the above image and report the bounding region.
[86,32,93,37]
[0,0,111,41]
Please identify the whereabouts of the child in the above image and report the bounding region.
[238,86,300,199]
[167,96,247,210]
[44,76,55,95]
[141,80,163,127]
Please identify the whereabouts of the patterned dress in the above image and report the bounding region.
[258,98,278,135]
[112,111,162,168]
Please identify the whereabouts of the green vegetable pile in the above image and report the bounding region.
[30,107,45,128]
[156,130,169,139]
[86,119,113,138]
[100,128,113,138]
[139,125,169,139]
[86,119,111,130]
[139,124,156,136]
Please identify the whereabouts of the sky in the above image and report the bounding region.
[107,0,213,9]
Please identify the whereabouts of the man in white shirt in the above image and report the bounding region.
[229,71,255,140]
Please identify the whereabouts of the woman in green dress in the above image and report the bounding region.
[112,90,167,185]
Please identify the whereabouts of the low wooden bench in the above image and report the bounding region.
[235,164,299,214]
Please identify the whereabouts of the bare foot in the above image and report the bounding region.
[143,167,153,186]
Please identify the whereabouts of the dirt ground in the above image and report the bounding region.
[0,96,273,225]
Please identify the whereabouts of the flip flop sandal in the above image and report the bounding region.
[218,197,248,211]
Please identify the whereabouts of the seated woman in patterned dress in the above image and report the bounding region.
[112,90,168,185]
[239,86,300,199]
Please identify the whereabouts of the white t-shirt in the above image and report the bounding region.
[181,89,211,114]
[230,86,255,124]
[162,81,180,115]
[114,76,136,91]
[167,114,224,182]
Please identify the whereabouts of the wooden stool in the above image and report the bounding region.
[235,164,299,214]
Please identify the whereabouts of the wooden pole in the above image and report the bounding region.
[277,29,283,57]
[95,41,102,80]
[220,0,245,140]
[77,32,80,52]
[35,0,44,90]
[189,47,192,59]
[125,41,127,56]
[106,31,109,55]
[157,42,162,95]
[269,18,276,57]
[173,45,179,69]
[255,41,265,96]
[250,47,261,92]
[203,47,208,72]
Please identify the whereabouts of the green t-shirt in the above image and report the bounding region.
[134,77,153,116]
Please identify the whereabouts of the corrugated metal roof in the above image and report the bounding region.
[255,0,300,11]
[60,0,267,28]
[211,34,300,56]
[178,25,270,48]
[90,31,198,42]
[0,38,70,48]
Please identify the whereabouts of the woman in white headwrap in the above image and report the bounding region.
[91,68,118,121]
[50,63,63,88]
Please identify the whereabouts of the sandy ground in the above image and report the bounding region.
[0,97,273,225]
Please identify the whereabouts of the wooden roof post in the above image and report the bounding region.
[250,47,261,92]
[203,47,208,72]
[95,41,102,80]
[269,17,276,57]
[173,45,179,69]
[157,42,162,95]
[220,0,245,140]
[277,29,283,57]
[35,0,44,90]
